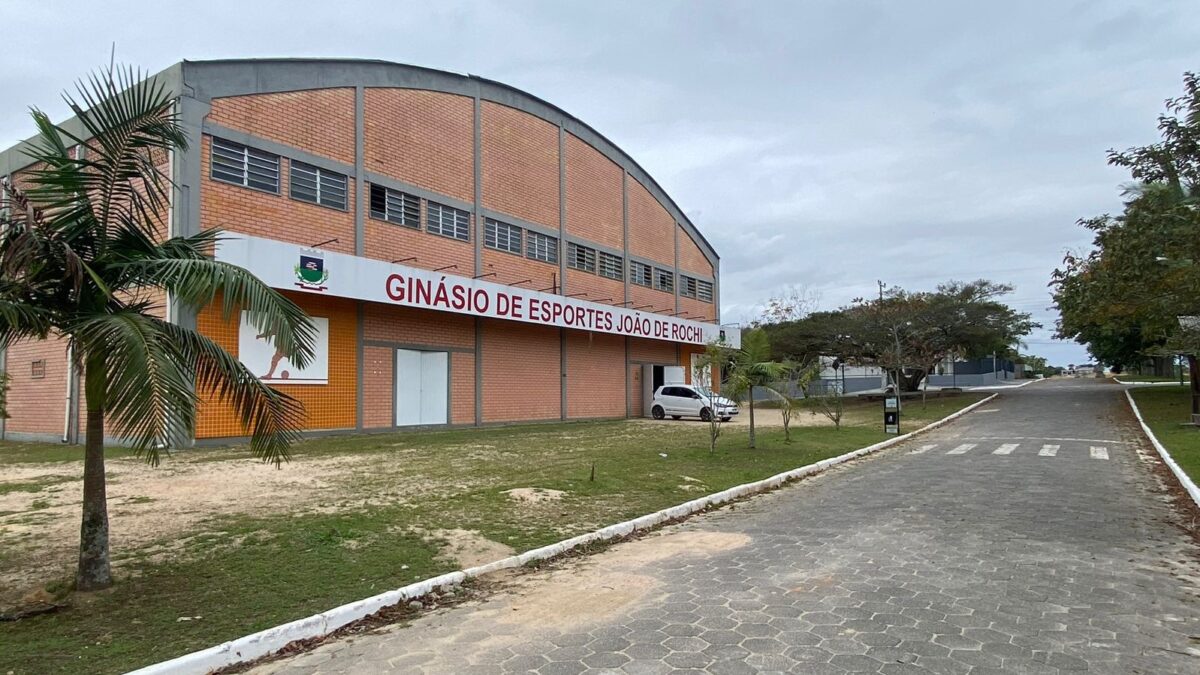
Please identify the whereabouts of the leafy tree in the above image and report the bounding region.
[1053,72,1200,414]
[693,341,734,454]
[721,328,789,449]
[764,281,1035,392]
[0,67,315,591]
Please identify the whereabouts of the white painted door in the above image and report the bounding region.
[419,351,448,425]
[395,349,449,426]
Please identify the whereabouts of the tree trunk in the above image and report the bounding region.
[898,369,925,393]
[748,386,756,449]
[1189,355,1200,420]
[77,356,112,591]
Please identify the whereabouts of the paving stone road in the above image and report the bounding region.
[254,379,1200,674]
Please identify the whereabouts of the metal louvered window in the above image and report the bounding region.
[599,251,624,280]
[290,161,347,210]
[426,201,471,241]
[681,276,699,299]
[697,279,714,303]
[484,218,523,254]
[654,267,675,293]
[211,137,279,193]
[630,261,652,287]
[567,242,596,273]
[369,184,420,228]
[526,231,558,264]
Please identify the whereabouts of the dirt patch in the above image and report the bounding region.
[428,528,516,569]
[504,487,565,503]
[0,452,389,605]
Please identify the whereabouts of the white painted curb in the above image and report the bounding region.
[1125,389,1200,511]
[128,392,999,675]
[965,378,1040,391]
[1113,378,1181,386]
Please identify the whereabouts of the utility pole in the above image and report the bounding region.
[877,279,885,302]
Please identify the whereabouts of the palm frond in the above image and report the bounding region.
[153,319,305,465]
[67,310,197,464]
[111,246,316,368]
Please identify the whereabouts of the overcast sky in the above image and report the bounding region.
[2,0,1196,366]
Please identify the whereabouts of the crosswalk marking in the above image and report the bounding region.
[912,444,936,454]
[947,443,976,455]
[1039,444,1059,457]
[993,443,1018,455]
[1090,446,1109,460]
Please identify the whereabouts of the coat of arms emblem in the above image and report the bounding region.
[294,250,329,291]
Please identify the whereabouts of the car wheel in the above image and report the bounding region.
[651,405,665,420]
[671,415,681,420]
[721,417,732,422]
[700,407,712,422]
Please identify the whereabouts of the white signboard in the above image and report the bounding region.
[238,312,330,384]
[216,235,740,348]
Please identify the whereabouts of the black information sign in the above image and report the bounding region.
[884,396,900,434]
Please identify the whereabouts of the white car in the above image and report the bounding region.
[651,384,739,422]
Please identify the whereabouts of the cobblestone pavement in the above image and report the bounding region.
[254,379,1200,674]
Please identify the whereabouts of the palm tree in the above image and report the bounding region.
[0,67,315,591]
[723,329,789,449]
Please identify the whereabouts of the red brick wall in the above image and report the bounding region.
[363,303,475,349]
[481,102,559,229]
[3,337,70,437]
[564,269,624,305]
[482,248,558,293]
[565,134,623,250]
[199,136,357,257]
[363,215,475,280]
[630,284,675,315]
[451,352,475,425]
[677,223,713,278]
[627,178,675,267]
[629,336,678,364]
[362,345,394,428]
[364,89,474,203]
[481,319,560,422]
[566,330,625,419]
[680,297,714,323]
[208,89,356,165]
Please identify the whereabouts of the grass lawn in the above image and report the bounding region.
[0,394,984,674]
[1117,374,1185,383]
[1129,385,1200,485]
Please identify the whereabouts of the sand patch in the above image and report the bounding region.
[505,487,565,504]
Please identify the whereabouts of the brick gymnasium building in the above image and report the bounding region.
[0,59,739,444]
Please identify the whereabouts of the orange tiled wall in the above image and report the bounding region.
[362,345,394,428]
[195,292,358,438]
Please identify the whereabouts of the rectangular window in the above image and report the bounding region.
[598,251,624,280]
[681,276,699,299]
[426,201,471,241]
[630,260,652,287]
[697,279,714,303]
[369,184,420,228]
[654,268,675,293]
[484,218,523,254]
[526,231,558,264]
[290,161,347,210]
[210,137,279,193]
[567,242,596,273]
